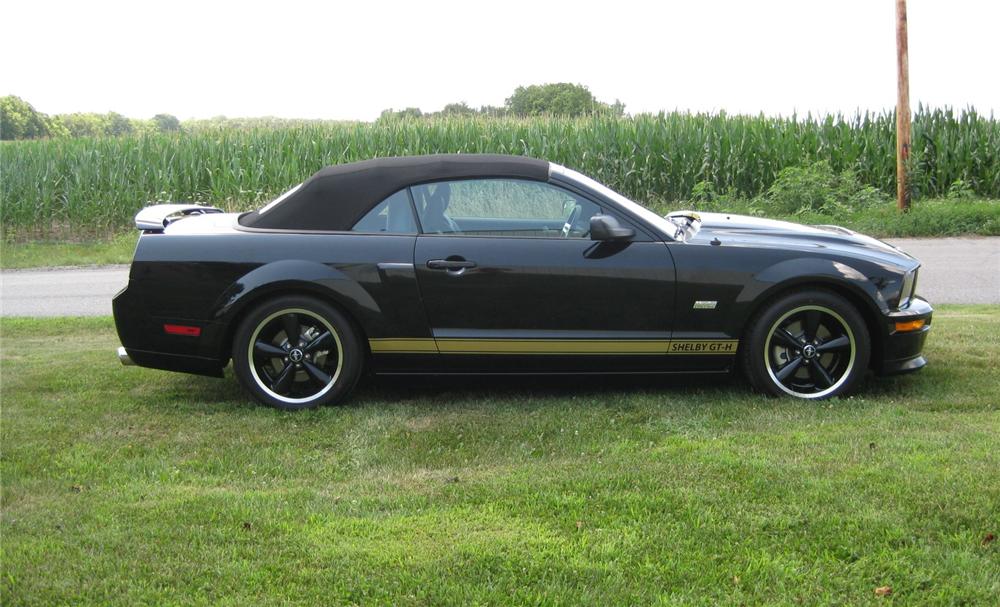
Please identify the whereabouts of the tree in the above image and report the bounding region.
[48,112,145,137]
[505,83,623,117]
[0,95,51,139]
[440,102,475,116]
[478,104,508,117]
[380,107,423,120]
[105,112,133,136]
[50,113,106,138]
[152,113,181,132]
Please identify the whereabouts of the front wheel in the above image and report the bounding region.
[742,290,870,399]
[232,296,363,410]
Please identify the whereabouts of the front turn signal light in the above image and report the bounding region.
[895,319,926,332]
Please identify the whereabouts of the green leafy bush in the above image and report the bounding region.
[761,161,887,214]
[946,179,977,200]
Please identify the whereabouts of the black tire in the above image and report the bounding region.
[742,289,870,400]
[232,296,363,410]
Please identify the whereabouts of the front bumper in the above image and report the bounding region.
[878,296,933,375]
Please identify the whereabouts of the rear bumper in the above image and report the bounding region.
[117,346,135,366]
[113,281,227,379]
[877,297,932,375]
[115,345,225,378]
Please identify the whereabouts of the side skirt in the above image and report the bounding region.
[368,337,740,374]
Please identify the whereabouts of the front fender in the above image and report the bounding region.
[212,259,381,326]
[736,256,890,328]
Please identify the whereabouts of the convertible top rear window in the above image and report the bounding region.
[257,183,302,215]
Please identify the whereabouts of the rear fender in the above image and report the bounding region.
[212,259,381,328]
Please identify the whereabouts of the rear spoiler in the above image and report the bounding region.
[134,204,223,231]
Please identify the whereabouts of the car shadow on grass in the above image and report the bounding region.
[165,368,750,412]
[351,372,750,405]
[160,366,941,413]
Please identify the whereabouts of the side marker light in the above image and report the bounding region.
[894,319,926,332]
[164,324,201,337]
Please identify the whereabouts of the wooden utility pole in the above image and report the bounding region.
[895,0,911,211]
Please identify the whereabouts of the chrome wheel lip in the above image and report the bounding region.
[248,307,344,405]
[764,304,856,399]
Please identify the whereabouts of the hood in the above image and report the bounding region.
[688,212,918,268]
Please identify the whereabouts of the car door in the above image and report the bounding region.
[411,178,678,373]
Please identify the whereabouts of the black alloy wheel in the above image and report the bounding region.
[233,296,363,410]
[743,290,870,399]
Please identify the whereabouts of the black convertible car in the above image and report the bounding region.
[114,154,932,409]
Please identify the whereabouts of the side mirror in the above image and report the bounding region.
[590,215,635,241]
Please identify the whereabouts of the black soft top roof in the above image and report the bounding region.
[239,154,550,232]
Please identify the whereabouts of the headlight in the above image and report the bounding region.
[898,268,918,309]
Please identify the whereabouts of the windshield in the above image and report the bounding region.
[257,183,302,215]
[549,164,679,239]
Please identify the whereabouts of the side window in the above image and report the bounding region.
[411,179,601,237]
[351,189,418,234]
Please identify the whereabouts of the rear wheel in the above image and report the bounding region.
[232,296,363,410]
[743,290,869,399]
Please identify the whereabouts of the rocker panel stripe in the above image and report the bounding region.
[368,338,738,355]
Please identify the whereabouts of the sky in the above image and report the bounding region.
[3,0,997,121]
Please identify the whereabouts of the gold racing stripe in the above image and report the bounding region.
[367,338,439,354]
[437,339,673,354]
[368,338,738,355]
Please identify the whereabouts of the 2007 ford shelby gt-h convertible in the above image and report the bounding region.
[113,154,932,409]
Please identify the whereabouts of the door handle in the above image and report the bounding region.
[427,259,477,271]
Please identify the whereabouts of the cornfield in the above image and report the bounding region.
[2,107,997,236]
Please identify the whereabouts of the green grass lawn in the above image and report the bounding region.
[2,309,998,605]
[0,232,137,270]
